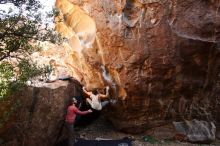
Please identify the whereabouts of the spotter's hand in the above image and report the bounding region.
[88,109,93,113]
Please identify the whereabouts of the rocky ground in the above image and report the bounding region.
[75,115,219,146]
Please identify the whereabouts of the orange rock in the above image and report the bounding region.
[53,0,220,135]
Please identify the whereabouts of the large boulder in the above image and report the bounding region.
[54,0,220,135]
[1,0,220,145]
[0,79,82,146]
[173,120,216,143]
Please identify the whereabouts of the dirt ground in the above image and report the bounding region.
[74,115,219,146]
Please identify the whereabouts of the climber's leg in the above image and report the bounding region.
[101,100,110,108]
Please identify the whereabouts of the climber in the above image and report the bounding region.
[82,86,116,111]
[66,97,92,146]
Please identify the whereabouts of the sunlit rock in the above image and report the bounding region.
[52,0,220,136]
[2,0,220,143]
[56,0,96,49]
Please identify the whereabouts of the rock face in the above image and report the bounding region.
[173,120,216,143]
[1,0,220,145]
[54,0,220,135]
[0,80,83,146]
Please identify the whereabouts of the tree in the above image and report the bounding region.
[0,0,61,99]
[0,0,62,129]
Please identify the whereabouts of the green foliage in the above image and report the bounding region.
[17,59,42,82]
[0,62,13,98]
[0,59,46,100]
[0,5,62,61]
[43,64,53,79]
[0,0,63,100]
[0,0,63,130]
[0,0,41,8]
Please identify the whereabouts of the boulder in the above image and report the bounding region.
[173,119,216,143]
[1,0,220,145]
[0,79,82,146]
[54,0,220,135]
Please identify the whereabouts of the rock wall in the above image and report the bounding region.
[1,0,220,145]
[0,80,82,146]
[54,0,220,135]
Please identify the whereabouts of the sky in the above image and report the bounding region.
[0,0,56,26]
[38,0,56,14]
[0,0,55,17]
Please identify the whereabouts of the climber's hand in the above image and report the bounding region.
[88,109,93,113]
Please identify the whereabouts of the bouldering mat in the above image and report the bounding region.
[74,137,132,146]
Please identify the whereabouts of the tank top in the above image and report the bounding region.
[90,94,102,110]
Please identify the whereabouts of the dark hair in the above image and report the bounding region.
[92,89,98,95]
[69,97,77,105]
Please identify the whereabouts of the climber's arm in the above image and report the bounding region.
[99,86,109,100]
[74,107,92,115]
[82,86,92,96]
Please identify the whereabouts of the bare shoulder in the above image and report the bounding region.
[87,91,93,96]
